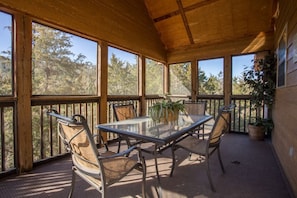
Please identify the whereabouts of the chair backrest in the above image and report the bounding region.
[208,104,235,145]
[48,110,101,174]
[113,104,136,121]
[183,101,207,115]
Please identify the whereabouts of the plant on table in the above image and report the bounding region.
[149,94,185,123]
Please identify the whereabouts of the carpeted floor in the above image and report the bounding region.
[0,133,294,198]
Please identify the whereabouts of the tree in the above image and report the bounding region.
[145,59,163,95]
[108,53,137,95]
[32,23,96,95]
[170,63,191,95]
[0,25,12,96]
[199,70,223,95]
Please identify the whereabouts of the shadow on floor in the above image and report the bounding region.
[0,133,294,198]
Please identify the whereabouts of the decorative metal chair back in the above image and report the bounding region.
[183,101,207,115]
[209,110,230,145]
[112,104,141,152]
[113,104,136,121]
[183,101,207,136]
[57,115,101,172]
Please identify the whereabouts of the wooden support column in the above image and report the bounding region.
[139,55,146,116]
[191,59,198,100]
[224,55,232,105]
[15,14,33,172]
[98,41,108,142]
[164,63,169,94]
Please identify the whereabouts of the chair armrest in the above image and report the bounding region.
[98,145,139,159]
[93,134,109,151]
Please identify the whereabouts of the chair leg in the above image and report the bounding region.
[68,169,76,198]
[205,155,215,192]
[102,187,105,198]
[217,147,225,173]
[170,146,176,177]
[141,157,147,198]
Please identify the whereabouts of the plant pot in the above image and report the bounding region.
[248,124,265,140]
[160,109,179,124]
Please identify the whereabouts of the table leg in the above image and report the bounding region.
[154,144,163,198]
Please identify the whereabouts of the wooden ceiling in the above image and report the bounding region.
[144,0,276,51]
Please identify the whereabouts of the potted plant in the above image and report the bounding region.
[243,52,276,140]
[149,95,185,123]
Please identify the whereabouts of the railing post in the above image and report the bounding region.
[98,41,108,143]
[224,55,232,106]
[139,55,147,116]
[15,14,33,173]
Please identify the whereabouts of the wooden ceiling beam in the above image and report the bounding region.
[176,0,194,44]
[183,0,219,12]
[153,0,219,23]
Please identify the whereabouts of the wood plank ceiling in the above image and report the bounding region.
[144,0,276,51]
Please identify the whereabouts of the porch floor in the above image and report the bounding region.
[0,133,294,198]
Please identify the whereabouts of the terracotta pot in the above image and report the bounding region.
[248,124,265,140]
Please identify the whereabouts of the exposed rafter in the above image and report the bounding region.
[145,0,275,51]
[153,0,219,23]
[176,0,194,44]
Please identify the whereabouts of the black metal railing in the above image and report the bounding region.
[0,94,263,176]
[0,102,15,173]
[31,97,99,162]
[231,95,264,133]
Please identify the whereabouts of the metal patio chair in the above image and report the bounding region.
[47,110,146,198]
[112,103,142,152]
[183,100,207,137]
[170,104,234,192]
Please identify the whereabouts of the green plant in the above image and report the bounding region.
[250,117,274,129]
[149,95,185,122]
[243,52,276,127]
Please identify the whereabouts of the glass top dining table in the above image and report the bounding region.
[97,113,212,198]
[97,114,212,146]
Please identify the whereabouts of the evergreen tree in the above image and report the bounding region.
[32,23,96,95]
[170,63,191,95]
[145,59,163,95]
[108,53,137,95]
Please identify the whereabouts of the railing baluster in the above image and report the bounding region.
[1,95,267,176]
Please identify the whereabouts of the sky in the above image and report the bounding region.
[199,54,255,78]
[0,11,11,55]
[0,11,252,78]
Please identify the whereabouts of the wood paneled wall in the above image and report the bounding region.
[273,1,297,197]
[0,0,166,61]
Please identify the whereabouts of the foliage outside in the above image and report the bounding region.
[146,59,164,95]
[32,23,97,95]
[170,63,191,95]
